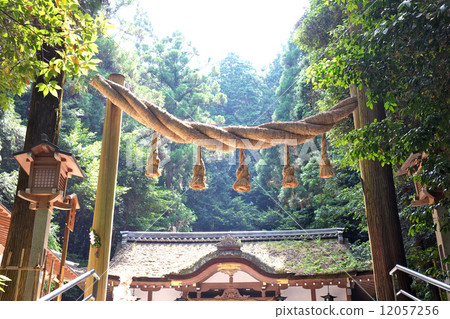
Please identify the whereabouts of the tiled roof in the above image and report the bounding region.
[120,228,345,244]
[109,229,370,278]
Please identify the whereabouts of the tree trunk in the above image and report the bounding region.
[353,86,411,300]
[0,43,64,301]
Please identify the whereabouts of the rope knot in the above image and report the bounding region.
[319,133,335,178]
[233,149,252,192]
[145,132,161,177]
[190,146,207,190]
[282,145,298,188]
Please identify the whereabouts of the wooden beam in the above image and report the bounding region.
[85,74,124,301]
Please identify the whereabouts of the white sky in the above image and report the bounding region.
[122,0,310,70]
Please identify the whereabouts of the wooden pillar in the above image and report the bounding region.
[351,86,410,300]
[85,74,124,301]
[433,206,450,300]
[310,288,316,301]
[55,209,72,300]
[22,202,53,300]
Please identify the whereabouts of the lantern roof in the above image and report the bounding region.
[395,152,427,177]
[13,134,84,179]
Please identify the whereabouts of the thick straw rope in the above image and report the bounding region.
[90,74,357,151]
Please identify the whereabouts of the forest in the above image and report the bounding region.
[0,0,448,301]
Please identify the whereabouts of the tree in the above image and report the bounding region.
[293,0,450,300]
[138,31,226,189]
[0,0,107,107]
[0,0,108,300]
[213,53,268,124]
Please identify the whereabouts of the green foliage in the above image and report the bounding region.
[407,245,449,301]
[0,0,110,107]
[263,239,370,274]
[296,0,449,197]
[89,227,101,248]
[141,31,226,120]
[0,274,11,293]
[213,53,269,124]
[295,0,449,287]
[47,222,62,252]
[0,107,24,206]
[349,240,372,268]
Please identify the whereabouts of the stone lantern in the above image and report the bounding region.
[13,134,84,299]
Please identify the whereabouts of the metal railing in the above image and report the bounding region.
[38,269,100,301]
[390,264,450,301]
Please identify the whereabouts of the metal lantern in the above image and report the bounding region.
[14,134,84,209]
[321,292,337,301]
[321,286,337,301]
[274,294,287,301]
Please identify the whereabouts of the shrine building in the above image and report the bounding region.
[107,229,374,301]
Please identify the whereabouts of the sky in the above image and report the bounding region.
[121,0,310,70]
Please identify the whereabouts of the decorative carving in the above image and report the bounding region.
[277,279,289,285]
[215,288,249,300]
[217,263,241,271]
[216,235,242,250]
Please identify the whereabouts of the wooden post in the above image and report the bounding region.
[433,206,450,300]
[46,259,55,296]
[39,254,48,299]
[31,253,41,300]
[85,74,124,301]
[14,249,25,301]
[55,209,71,301]
[351,86,410,300]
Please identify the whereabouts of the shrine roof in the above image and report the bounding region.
[119,228,344,243]
[109,229,371,278]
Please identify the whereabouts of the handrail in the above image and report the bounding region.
[38,269,100,301]
[390,264,450,301]
[396,290,421,301]
[390,264,450,291]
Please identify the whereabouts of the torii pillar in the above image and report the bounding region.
[85,74,124,300]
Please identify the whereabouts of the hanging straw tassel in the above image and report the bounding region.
[282,145,299,188]
[145,132,161,177]
[190,146,207,190]
[233,149,252,193]
[319,133,335,178]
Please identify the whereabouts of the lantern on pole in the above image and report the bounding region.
[14,134,84,207]
[321,285,337,301]
[13,134,84,299]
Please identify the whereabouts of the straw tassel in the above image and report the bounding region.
[282,145,298,188]
[190,146,207,190]
[319,133,335,178]
[233,149,252,193]
[145,132,161,177]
